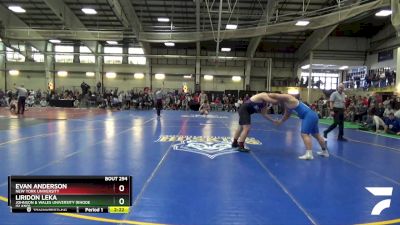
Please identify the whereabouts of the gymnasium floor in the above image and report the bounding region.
[0,108,399,225]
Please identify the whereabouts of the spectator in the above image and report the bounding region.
[235,98,243,110]
[40,98,47,107]
[369,110,387,133]
[394,96,400,110]
[375,103,385,118]
[214,97,222,111]
[26,94,35,107]
[385,113,400,135]
[387,71,394,86]
[346,103,356,122]
[7,89,13,106]
[0,89,5,106]
[380,72,387,87]
[383,106,395,119]
[199,100,211,115]
[391,71,396,85]
[373,74,380,87]
[200,91,207,105]
[97,82,101,94]
[383,97,391,108]
[395,109,400,119]
[10,98,17,113]
[354,102,368,122]
[366,74,372,88]
[368,93,377,108]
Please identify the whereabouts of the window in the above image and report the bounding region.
[104,47,122,64]
[6,47,25,62]
[31,46,44,62]
[55,45,74,63]
[80,46,95,63]
[12,44,25,52]
[301,72,339,90]
[128,47,146,65]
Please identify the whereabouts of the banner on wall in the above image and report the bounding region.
[182,83,189,93]
[48,82,54,90]
[378,50,393,62]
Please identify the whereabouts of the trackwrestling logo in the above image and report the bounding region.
[156,135,262,159]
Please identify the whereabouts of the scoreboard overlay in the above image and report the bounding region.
[8,176,132,213]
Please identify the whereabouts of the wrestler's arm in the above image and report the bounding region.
[275,107,291,125]
[260,107,276,122]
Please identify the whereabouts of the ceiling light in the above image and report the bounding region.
[155,73,165,80]
[134,73,144,79]
[204,75,213,80]
[49,39,61,44]
[226,24,237,30]
[232,76,241,82]
[86,72,95,77]
[106,72,116,78]
[221,48,231,52]
[158,18,170,22]
[184,75,192,79]
[8,6,26,13]
[82,8,97,15]
[295,20,310,26]
[301,64,310,69]
[164,42,175,47]
[375,10,392,17]
[9,70,19,76]
[57,71,68,77]
[339,66,349,70]
[288,88,300,95]
[106,41,118,45]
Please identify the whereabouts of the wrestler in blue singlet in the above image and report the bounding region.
[291,101,319,134]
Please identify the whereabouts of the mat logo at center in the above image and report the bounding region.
[156,135,262,159]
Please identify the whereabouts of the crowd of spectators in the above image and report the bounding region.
[310,93,400,135]
[1,83,399,136]
[344,70,396,89]
[297,71,396,90]
[0,86,248,113]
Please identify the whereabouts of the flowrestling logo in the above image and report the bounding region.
[365,187,393,215]
[156,135,262,159]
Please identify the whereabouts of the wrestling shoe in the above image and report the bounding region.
[237,146,250,153]
[298,152,314,160]
[317,150,330,157]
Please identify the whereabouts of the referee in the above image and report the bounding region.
[323,83,347,141]
[155,89,163,117]
[14,84,28,115]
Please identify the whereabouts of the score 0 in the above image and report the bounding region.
[115,182,129,193]
[116,184,129,205]
[118,184,125,192]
